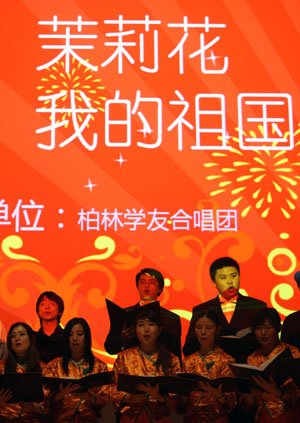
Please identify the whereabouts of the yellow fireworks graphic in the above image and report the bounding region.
[204,125,300,219]
[37,57,106,126]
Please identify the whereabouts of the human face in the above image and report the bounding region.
[213,266,240,299]
[194,316,219,350]
[254,319,278,352]
[10,325,31,359]
[69,323,85,358]
[38,296,60,322]
[136,318,161,349]
[137,273,161,301]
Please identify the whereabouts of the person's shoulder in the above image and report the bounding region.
[117,346,138,358]
[192,297,219,312]
[40,360,48,370]
[52,325,64,336]
[215,345,235,362]
[247,348,260,363]
[47,356,63,367]
[169,351,180,361]
[94,356,108,370]
[279,341,300,358]
[160,306,180,320]
[35,327,43,337]
[183,350,199,364]
[237,293,266,306]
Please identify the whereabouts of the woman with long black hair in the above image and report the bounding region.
[181,310,236,423]
[44,317,110,422]
[0,322,46,422]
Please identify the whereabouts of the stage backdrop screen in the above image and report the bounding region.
[1,0,299,366]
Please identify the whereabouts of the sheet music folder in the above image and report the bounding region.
[0,372,44,402]
[229,347,293,389]
[42,371,115,392]
[105,299,161,329]
[117,373,194,396]
[176,372,250,393]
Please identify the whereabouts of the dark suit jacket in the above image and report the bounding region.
[281,310,300,351]
[183,293,266,360]
[104,302,182,361]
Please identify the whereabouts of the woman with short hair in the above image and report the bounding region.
[240,307,300,422]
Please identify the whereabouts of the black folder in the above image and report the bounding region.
[229,347,293,389]
[176,372,250,393]
[117,373,194,396]
[0,372,44,403]
[105,299,161,330]
[219,328,256,359]
[42,371,115,392]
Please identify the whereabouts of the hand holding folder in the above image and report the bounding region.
[229,348,293,390]
[176,372,250,393]
[117,373,194,396]
[42,371,115,392]
[0,373,44,403]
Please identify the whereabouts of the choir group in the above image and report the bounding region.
[0,257,299,423]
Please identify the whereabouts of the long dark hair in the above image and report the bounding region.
[62,318,94,376]
[135,309,173,376]
[5,322,41,374]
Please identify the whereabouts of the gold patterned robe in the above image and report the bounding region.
[247,342,300,422]
[182,346,236,423]
[43,357,110,423]
[112,346,181,423]
[0,360,47,423]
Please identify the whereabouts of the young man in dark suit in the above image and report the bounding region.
[183,257,267,360]
[104,268,182,361]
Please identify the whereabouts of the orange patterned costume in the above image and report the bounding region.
[0,360,47,423]
[43,357,110,423]
[247,342,300,422]
[182,346,236,423]
[112,346,181,423]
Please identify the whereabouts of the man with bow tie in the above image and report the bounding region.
[183,257,267,360]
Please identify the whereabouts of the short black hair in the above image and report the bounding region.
[252,308,281,332]
[135,268,164,295]
[209,257,240,282]
[36,291,64,323]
